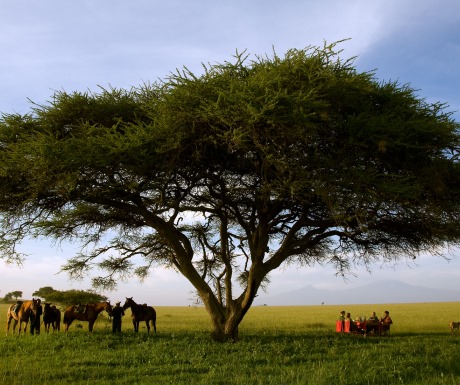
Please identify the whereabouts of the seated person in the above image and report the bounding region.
[366,311,380,334]
[368,311,379,322]
[336,310,346,331]
[344,312,354,331]
[380,310,393,334]
[380,310,393,325]
[345,312,364,333]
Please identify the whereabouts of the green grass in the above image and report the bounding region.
[1,303,460,384]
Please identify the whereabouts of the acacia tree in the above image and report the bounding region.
[4,291,23,301]
[32,286,57,300]
[1,43,459,341]
[44,290,108,307]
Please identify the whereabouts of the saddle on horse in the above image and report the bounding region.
[74,304,87,314]
[12,301,23,315]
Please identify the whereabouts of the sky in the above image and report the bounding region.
[1,0,460,306]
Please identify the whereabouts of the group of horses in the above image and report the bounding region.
[6,297,156,335]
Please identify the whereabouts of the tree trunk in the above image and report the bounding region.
[209,310,241,342]
[203,281,259,342]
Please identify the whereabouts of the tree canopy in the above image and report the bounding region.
[1,42,459,340]
[2,291,23,302]
[31,286,107,306]
[32,286,57,299]
[43,289,108,308]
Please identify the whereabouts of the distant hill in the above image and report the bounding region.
[254,280,460,306]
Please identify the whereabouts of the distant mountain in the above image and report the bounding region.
[254,280,460,306]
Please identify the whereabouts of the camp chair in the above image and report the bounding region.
[382,324,391,336]
[335,320,344,332]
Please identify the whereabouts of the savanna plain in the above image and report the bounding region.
[1,302,460,385]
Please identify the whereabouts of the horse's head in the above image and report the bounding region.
[30,298,40,316]
[43,302,52,314]
[104,301,113,316]
[122,297,133,311]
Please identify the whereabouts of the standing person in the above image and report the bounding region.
[30,299,43,335]
[112,301,125,333]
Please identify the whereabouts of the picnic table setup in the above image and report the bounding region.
[335,319,391,336]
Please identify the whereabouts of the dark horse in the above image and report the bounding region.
[122,297,157,334]
[43,302,61,333]
[6,298,40,335]
[63,301,113,332]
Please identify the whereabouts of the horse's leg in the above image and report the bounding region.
[88,320,94,332]
[6,316,12,336]
[132,320,137,332]
[153,318,157,333]
[146,321,150,334]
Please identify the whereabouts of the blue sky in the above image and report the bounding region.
[1,0,460,305]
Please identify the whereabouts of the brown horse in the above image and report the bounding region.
[43,303,61,333]
[122,297,157,334]
[63,301,113,332]
[6,298,40,335]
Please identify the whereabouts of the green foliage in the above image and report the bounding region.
[0,41,459,339]
[44,289,108,307]
[2,292,14,302]
[32,286,57,300]
[31,286,107,307]
[2,291,23,302]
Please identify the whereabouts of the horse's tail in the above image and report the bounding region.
[150,307,157,333]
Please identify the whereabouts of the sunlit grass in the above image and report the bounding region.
[1,302,460,384]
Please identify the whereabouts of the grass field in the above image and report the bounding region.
[1,302,460,384]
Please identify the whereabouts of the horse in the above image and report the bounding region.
[43,302,61,333]
[6,298,40,335]
[63,301,113,332]
[122,297,157,334]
